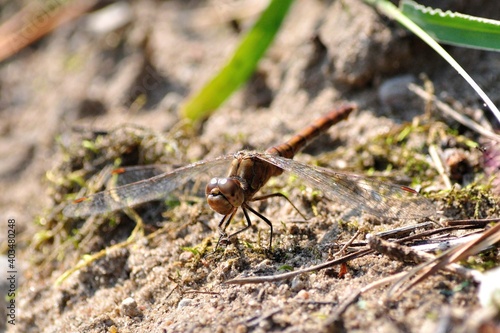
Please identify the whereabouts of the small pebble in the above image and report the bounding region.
[297,289,310,300]
[178,251,194,261]
[291,276,305,292]
[235,324,248,333]
[120,297,142,317]
[378,74,416,108]
[86,2,133,34]
[177,298,193,308]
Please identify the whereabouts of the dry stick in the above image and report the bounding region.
[0,0,97,62]
[445,217,500,226]
[395,224,487,244]
[348,224,484,250]
[367,235,480,281]
[227,223,488,285]
[323,234,484,329]
[165,283,180,301]
[389,222,500,297]
[409,84,500,143]
[428,144,452,189]
[334,229,361,256]
[326,222,496,326]
[224,221,488,285]
[183,290,221,296]
[374,222,435,239]
[323,271,408,329]
[224,223,440,285]
[224,248,374,285]
[410,232,487,253]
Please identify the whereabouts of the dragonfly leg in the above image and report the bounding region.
[218,203,276,251]
[252,192,307,220]
[215,210,237,250]
[222,206,253,246]
[221,204,274,251]
[244,204,274,252]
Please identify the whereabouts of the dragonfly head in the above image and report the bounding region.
[206,177,245,215]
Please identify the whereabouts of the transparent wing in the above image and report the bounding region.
[111,164,178,186]
[63,154,234,217]
[257,154,436,219]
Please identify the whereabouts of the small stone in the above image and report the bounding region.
[177,298,193,308]
[178,251,194,262]
[235,324,248,333]
[297,289,310,300]
[85,2,133,34]
[291,276,305,292]
[378,74,416,109]
[120,297,142,317]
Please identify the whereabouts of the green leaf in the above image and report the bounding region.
[181,246,201,256]
[81,139,99,153]
[401,0,500,51]
[362,0,500,124]
[180,0,294,123]
[278,264,294,272]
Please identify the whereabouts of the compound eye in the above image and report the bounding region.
[205,178,245,215]
[215,178,244,207]
[205,178,220,195]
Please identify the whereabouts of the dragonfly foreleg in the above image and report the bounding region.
[220,206,254,248]
[243,204,274,252]
[215,210,237,250]
[220,204,274,251]
[251,192,307,220]
[217,193,306,251]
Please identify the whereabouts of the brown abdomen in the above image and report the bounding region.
[266,104,355,159]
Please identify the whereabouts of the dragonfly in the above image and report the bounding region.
[63,104,436,249]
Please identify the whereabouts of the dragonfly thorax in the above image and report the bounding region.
[206,177,245,215]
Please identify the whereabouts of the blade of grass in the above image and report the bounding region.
[401,0,500,52]
[180,0,294,123]
[363,0,500,124]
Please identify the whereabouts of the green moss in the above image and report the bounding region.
[464,249,499,271]
[181,246,201,257]
[32,124,196,276]
[278,264,294,271]
[437,183,500,219]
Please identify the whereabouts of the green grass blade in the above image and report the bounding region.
[363,0,500,123]
[401,0,500,51]
[181,0,294,123]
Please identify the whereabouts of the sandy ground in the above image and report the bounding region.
[1,0,499,332]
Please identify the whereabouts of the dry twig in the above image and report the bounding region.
[409,84,500,143]
[388,222,500,297]
[0,0,97,62]
[224,222,446,284]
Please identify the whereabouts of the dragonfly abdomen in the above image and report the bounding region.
[266,104,355,159]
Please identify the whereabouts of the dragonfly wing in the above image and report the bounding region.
[111,164,178,186]
[257,154,436,219]
[63,154,234,217]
